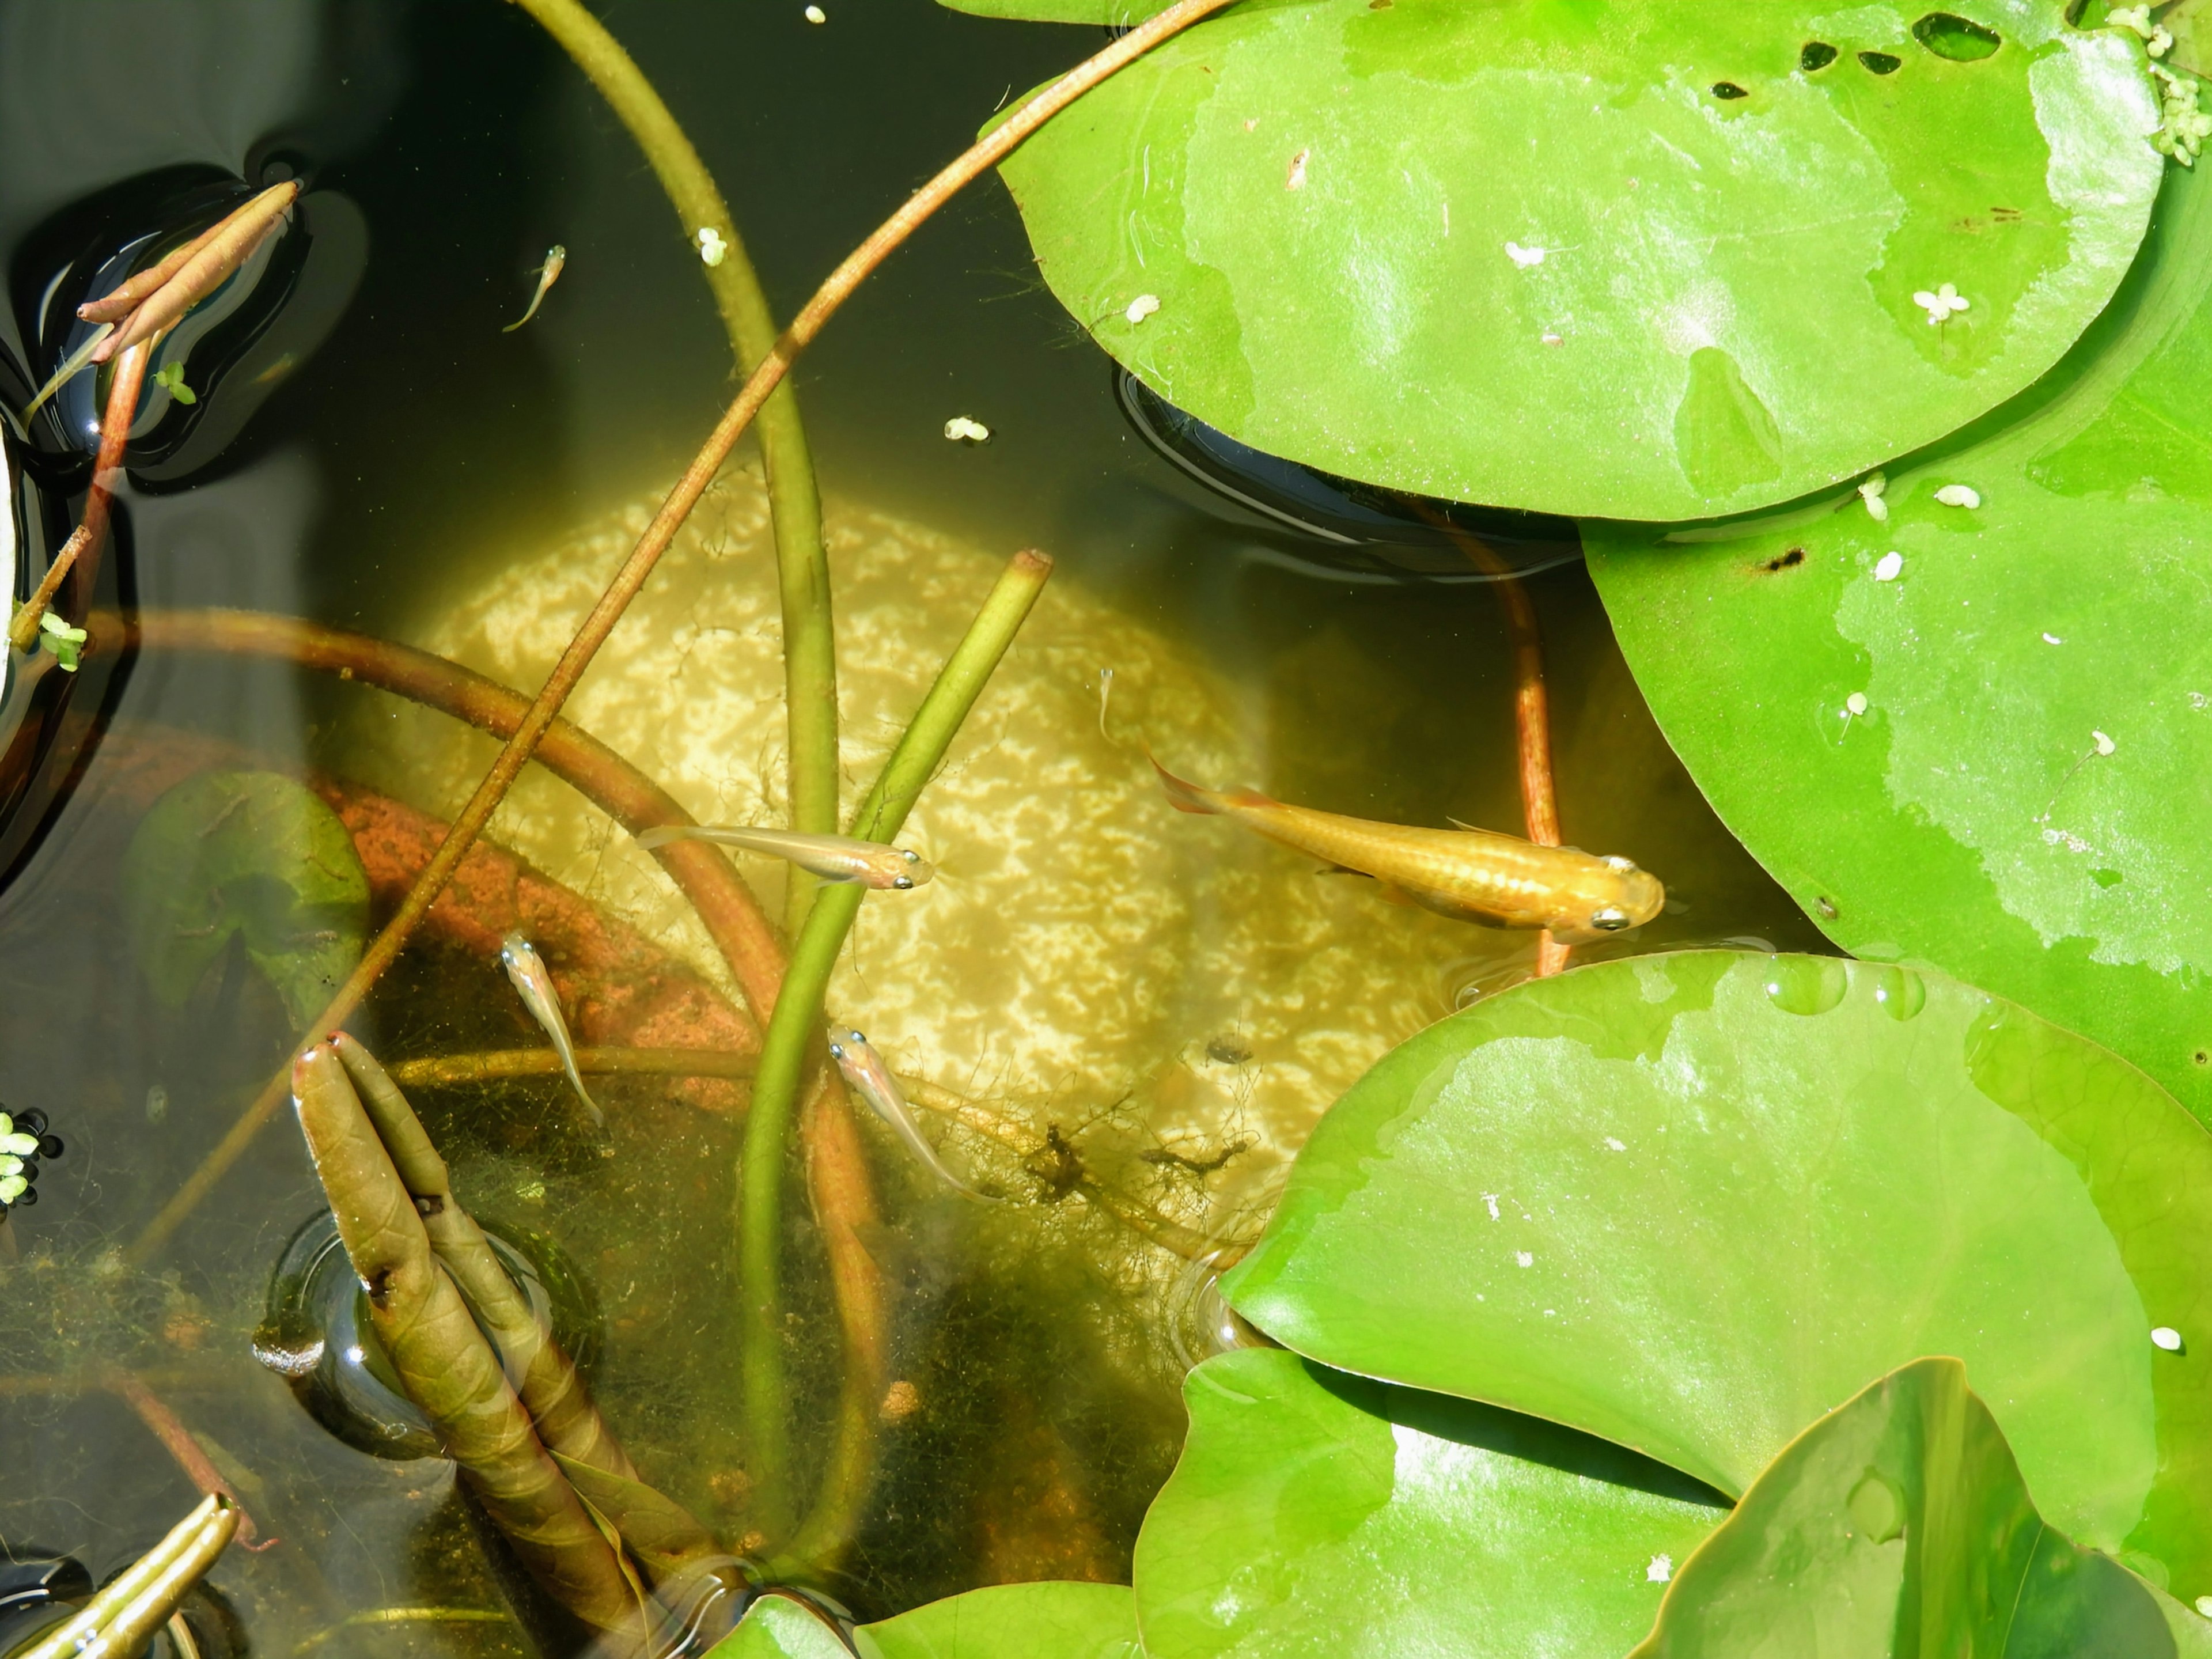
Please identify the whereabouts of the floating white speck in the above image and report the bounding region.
[1515,1251,1534,1267]
[2043,632,2064,644]
[1874,551,1903,581]
[1647,1554,1673,1584]
[1286,147,1309,190]
[2093,729,2117,756]
[1483,1194,1501,1219]
[2198,1594,2212,1618]
[1505,241,1546,268]
[2153,1325,2183,1350]
[1605,1137,1627,1152]
[942,415,991,444]
[1541,332,1564,346]
[1858,472,1889,522]
[696,226,728,267]
[804,3,825,20]
[1125,293,1161,324]
[1912,282,1971,325]
[1846,692,1869,717]
[1934,483,1981,508]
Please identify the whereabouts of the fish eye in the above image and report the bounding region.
[828,1041,846,1059]
[1601,855,1639,874]
[893,876,914,890]
[1589,906,1633,931]
[901,850,921,863]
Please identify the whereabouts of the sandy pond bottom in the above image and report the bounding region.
[344,468,1529,1236]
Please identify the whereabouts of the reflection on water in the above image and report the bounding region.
[0,0,1828,1647]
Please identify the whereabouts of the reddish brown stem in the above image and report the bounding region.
[10,343,147,651]
[105,1371,275,1550]
[116,0,1238,1251]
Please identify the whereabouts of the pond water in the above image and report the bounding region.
[0,2,1826,1650]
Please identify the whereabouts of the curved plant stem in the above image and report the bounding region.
[122,0,1233,1267]
[10,342,147,651]
[1416,515,1572,978]
[743,548,1052,1551]
[105,1372,271,1549]
[507,0,838,925]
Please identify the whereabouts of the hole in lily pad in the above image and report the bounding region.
[1914,13,2002,61]
[1711,81,1749,100]
[1801,41,1839,71]
[1859,50,1904,74]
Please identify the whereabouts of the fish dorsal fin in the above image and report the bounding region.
[1446,816,1487,834]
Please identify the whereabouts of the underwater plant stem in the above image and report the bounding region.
[740,548,1052,1550]
[1418,516,1571,978]
[105,1373,270,1550]
[508,0,839,923]
[10,342,147,652]
[105,609,785,1017]
[387,1045,760,1089]
[120,0,1226,1255]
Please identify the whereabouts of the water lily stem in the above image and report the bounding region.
[507,0,839,925]
[10,342,147,652]
[116,0,1229,1254]
[740,548,1051,1551]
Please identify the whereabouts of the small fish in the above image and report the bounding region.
[503,245,566,333]
[828,1029,995,1202]
[1098,667,1116,740]
[635,824,932,890]
[499,934,605,1126]
[1150,754,1664,944]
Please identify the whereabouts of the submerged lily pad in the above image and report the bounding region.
[120,770,370,1027]
[856,1582,1139,1658]
[706,1596,850,1659]
[1131,1349,1724,1658]
[995,0,2164,519]
[1585,161,2212,1125]
[1635,1357,2212,1658]
[1221,952,2212,1600]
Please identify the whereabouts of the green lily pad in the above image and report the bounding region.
[120,770,370,1027]
[1131,1348,1724,1658]
[941,0,1171,17]
[1634,1357,2212,1658]
[1584,160,2212,1124]
[1221,952,2212,1600]
[856,1582,1139,1658]
[995,0,2165,519]
[704,1596,851,1659]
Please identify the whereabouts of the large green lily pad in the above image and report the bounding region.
[1221,952,2212,1600]
[1635,1357,2212,1658]
[1585,158,2212,1124]
[120,770,370,1027]
[995,0,2165,519]
[856,1582,1139,1658]
[1131,1349,1724,1658]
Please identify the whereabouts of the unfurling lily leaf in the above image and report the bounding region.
[121,771,369,1026]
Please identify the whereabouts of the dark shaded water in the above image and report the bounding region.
[0,1,1822,1649]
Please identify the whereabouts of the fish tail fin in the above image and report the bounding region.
[1148,750,1271,816]
[565,1065,607,1129]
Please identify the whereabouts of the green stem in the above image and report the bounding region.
[738,548,1053,1536]
[507,0,839,918]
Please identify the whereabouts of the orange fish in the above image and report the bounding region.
[1152,756,1663,944]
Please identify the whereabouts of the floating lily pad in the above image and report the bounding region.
[1131,1349,1724,1658]
[706,1596,850,1659]
[1584,160,2212,1122]
[1634,1357,2212,1658]
[942,0,1171,16]
[120,770,370,1027]
[995,0,2164,519]
[856,1582,1139,1658]
[1221,952,2212,1600]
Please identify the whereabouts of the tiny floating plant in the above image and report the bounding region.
[0,1107,64,1214]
